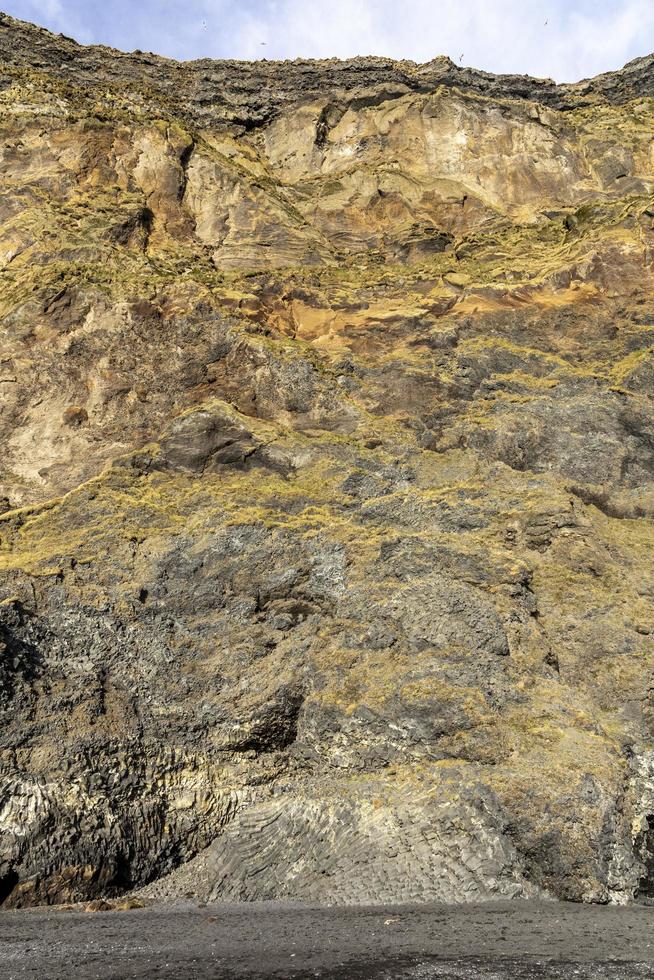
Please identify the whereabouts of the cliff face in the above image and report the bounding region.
[0,12,653,908]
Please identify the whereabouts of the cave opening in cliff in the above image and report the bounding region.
[0,870,19,907]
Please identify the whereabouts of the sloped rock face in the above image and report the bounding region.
[0,13,653,908]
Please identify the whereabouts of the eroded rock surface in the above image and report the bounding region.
[0,12,653,908]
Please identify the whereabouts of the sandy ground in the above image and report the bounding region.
[1,900,654,979]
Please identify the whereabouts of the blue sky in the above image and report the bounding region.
[4,0,654,82]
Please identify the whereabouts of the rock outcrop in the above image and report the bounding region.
[0,12,653,908]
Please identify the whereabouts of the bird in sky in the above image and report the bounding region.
[201,19,207,29]
[459,53,464,63]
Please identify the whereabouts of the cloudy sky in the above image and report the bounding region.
[4,0,654,82]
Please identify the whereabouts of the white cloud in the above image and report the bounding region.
[222,0,654,81]
[561,1,654,80]
[16,0,64,19]
[231,0,385,60]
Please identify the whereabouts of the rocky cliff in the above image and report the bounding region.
[0,12,653,908]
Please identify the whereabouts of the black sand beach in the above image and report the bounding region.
[2,901,654,979]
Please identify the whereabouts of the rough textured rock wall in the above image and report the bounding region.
[0,13,653,907]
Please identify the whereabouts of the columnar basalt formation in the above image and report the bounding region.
[0,12,653,907]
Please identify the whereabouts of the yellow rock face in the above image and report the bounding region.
[0,12,653,907]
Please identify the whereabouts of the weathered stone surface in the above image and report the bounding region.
[0,13,653,909]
